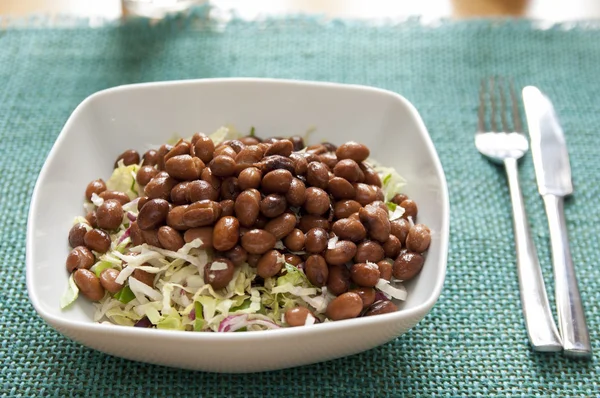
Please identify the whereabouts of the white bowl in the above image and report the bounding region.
[26,78,449,373]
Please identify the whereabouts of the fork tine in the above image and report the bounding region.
[489,77,498,131]
[509,78,523,132]
[498,77,510,132]
[478,79,486,132]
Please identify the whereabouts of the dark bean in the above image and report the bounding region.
[284,228,305,252]
[361,163,382,187]
[284,254,302,266]
[95,199,123,230]
[99,190,131,205]
[298,215,330,233]
[377,260,393,281]
[85,179,107,201]
[133,268,155,287]
[240,136,261,146]
[257,250,284,278]
[129,221,144,246]
[114,149,140,168]
[359,206,390,243]
[304,227,328,253]
[69,223,88,248]
[84,229,111,253]
[333,200,362,219]
[212,216,239,251]
[262,169,293,194]
[393,251,425,281]
[391,193,408,205]
[255,155,296,174]
[184,227,213,248]
[324,240,357,265]
[137,165,159,186]
[326,264,351,295]
[406,224,431,253]
[303,187,330,216]
[99,268,123,294]
[289,153,308,176]
[336,141,370,162]
[246,253,261,268]
[183,200,221,228]
[350,262,380,287]
[137,199,169,230]
[73,269,105,301]
[390,218,410,244]
[204,258,235,290]
[383,235,402,258]
[201,167,221,190]
[305,255,329,287]
[331,218,366,242]
[350,287,376,309]
[289,135,305,151]
[353,183,378,206]
[261,194,287,218]
[355,240,385,263]
[85,211,97,228]
[326,292,362,320]
[264,213,297,240]
[235,189,261,228]
[157,226,185,251]
[141,229,161,247]
[137,197,149,212]
[144,174,177,201]
[265,139,293,157]
[192,133,215,163]
[364,300,398,316]
[166,205,188,230]
[333,159,364,183]
[286,178,306,207]
[142,150,160,166]
[224,245,247,266]
[238,167,262,190]
[400,199,418,221]
[285,306,314,327]
[306,162,330,189]
[253,214,269,229]
[156,144,173,170]
[220,177,241,201]
[66,246,95,273]
[240,229,277,254]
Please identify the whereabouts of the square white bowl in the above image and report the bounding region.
[26,78,449,373]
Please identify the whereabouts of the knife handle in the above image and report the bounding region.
[543,194,592,357]
[504,158,562,351]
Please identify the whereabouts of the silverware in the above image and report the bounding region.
[522,86,591,358]
[475,77,562,352]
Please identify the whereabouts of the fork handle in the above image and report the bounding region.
[504,158,562,351]
[543,194,591,357]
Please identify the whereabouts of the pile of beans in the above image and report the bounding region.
[66,132,431,327]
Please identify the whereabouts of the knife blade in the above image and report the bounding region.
[522,86,591,358]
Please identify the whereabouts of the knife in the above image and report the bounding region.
[522,86,591,358]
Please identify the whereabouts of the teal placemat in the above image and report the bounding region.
[2,10,600,397]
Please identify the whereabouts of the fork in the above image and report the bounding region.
[475,77,562,352]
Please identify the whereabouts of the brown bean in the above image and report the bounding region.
[393,251,425,281]
[220,177,241,201]
[262,169,293,194]
[66,246,95,273]
[141,229,161,247]
[114,149,140,168]
[130,221,144,246]
[133,268,155,287]
[135,165,158,186]
[364,300,398,316]
[96,199,123,230]
[304,228,328,253]
[406,224,431,253]
[306,144,327,155]
[240,229,277,254]
[286,178,306,207]
[350,287,376,309]
[169,182,189,205]
[348,212,360,221]
[235,145,264,170]
[235,189,261,228]
[253,214,269,229]
[69,223,88,248]
[85,179,107,201]
[284,254,302,266]
[165,155,204,181]
[305,255,329,287]
[285,306,314,327]
[257,250,284,278]
[157,226,185,251]
[390,218,410,244]
[137,199,170,230]
[192,133,215,163]
[185,180,218,203]
[327,264,351,295]
[350,262,380,287]
[156,144,172,170]
[84,229,111,253]
[224,245,248,266]
[326,292,362,320]
[144,174,177,201]
[264,139,293,157]
[228,140,246,153]
[137,196,149,212]
[183,200,221,228]
[354,240,385,263]
[359,206,390,243]
[298,215,330,233]
[289,153,308,176]
[265,213,297,240]
[353,183,379,206]
[400,199,418,221]
[260,194,287,218]
[336,141,370,162]
[99,190,131,205]
[303,187,330,216]
[377,260,393,281]
[209,155,237,177]
[391,193,409,205]
[333,159,364,183]
[288,135,305,151]
[142,149,160,166]
[324,240,357,265]
[333,200,362,219]
[73,269,105,301]
[255,155,296,174]
[204,258,235,289]
[238,167,262,190]
[85,211,97,228]
[183,227,213,248]
[201,167,221,190]
[319,152,338,170]
[212,216,239,251]
[284,228,305,251]
[327,177,355,200]
[306,162,330,189]
[383,235,402,258]
[331,218,366,242]
[361,163,382,187]
[164,142,191,164]
[220,199,235,218]
[246,253,261,268]
[99,268,123,294]
[368,201,388,214]
[166,205,188,230]
[214,145,237,159]
[240,135,261,146]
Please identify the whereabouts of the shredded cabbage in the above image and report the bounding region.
[60,274,79,309]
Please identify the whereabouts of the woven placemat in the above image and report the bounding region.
[1,12,599,397]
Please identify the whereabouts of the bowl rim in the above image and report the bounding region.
[26,77,449,340]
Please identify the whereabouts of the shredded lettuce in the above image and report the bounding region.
[372,161,406,202]
[60,274,79,309]
[106,161,140,199]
